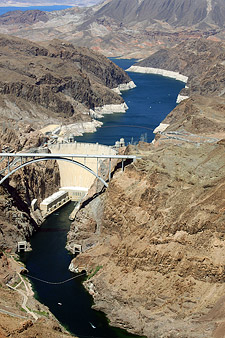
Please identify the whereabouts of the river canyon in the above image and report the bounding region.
[16,59,185,338]
[0,15,224,338]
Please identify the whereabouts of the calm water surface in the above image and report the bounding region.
[21,203,145,338]
[75,58,185,145]
[21,58,185,337]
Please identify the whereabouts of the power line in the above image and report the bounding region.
[25,272,86,285]
[101,125,154,131]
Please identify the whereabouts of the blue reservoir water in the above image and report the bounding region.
[0,6,72,16]
[20,59,184,337]
[75,58,185,145]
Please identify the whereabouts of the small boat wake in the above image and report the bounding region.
[89,322,96,329]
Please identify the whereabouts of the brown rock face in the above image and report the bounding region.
[162,95,225,139]
[68,140,225,337]
[0,123,60,251]
[0,34,130,128]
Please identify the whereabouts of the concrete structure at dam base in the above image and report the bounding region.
[40,190,70,217]
[40,187,88,217]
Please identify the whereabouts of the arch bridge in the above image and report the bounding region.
[0,152,138,187]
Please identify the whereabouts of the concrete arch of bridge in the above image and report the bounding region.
[0,157,108,188]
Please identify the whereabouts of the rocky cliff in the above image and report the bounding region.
[68,142,225,338]
[0,122,60,251]
[0,34,130,130]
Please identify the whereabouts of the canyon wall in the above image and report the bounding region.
[0,124,60,251]
[68,39,225,338]
[68,140,225,338]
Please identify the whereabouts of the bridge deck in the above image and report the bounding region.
[0,153,139,160]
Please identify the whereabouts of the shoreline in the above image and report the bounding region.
[126,65,188,83]
[41,81,135,138]
[112,81,136,95]
[41,103,129,139]
[90,102,128,118]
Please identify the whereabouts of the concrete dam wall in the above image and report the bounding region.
[49,142,117,189]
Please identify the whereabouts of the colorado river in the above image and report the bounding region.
[21,59,185,337]
[21,203,142,337]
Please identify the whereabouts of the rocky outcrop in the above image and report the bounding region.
[0,184,35,251]
[0,123,60,252]
[0,34,131,130]
[162,95,225,139]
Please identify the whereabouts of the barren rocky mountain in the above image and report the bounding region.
[0,9,49,25]
[96,0,225,28]
[0,33,130,130]
[0,0,225,58]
